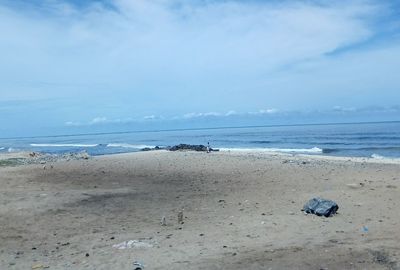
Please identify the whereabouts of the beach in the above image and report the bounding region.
[0,150,399,269]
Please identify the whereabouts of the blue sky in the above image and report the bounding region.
[0,0,400,136]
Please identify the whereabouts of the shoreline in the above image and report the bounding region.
[2,149,400,166]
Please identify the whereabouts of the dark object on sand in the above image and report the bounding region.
[169,144,219,152]
[141,146,165,151]
[140,144,219,152]
[302,198,339,217]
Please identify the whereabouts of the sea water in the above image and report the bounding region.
[1,121,400,158]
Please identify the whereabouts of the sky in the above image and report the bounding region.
[0,0,400,136]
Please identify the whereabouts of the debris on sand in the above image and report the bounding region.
[302,197,339,217]
[346,183,364,189]
[10,151,92,167]
[161,216,167,226]
[112,239,155,249]
[31,263,48,269]
[178,210,184,224]
[133,261,145,270]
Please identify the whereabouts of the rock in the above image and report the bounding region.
[80,152,90,160]
[168,144,219,152]
[302,198,339,217]
[140,146,167,152]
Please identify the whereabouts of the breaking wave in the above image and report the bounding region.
[30,143,99,147]
[106,143,155,149]
[219,147,323,153]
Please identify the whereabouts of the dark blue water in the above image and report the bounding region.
[1,121,400,158]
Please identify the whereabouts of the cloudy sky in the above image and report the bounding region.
[0,0,400,136]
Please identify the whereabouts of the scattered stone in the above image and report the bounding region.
[85,253,89,257]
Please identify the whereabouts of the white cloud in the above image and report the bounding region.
[65,116,134,126]
[183,112,222,119]
[0,0,385,100]
[2,0,400,133]
[89,117,108,124]
[143,115,157,120]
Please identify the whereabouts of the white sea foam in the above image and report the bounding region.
[106,143,155,149]
[371,153,385,159]
[0,147,4,150]
[30,143,98,147]
[219,147,323,154]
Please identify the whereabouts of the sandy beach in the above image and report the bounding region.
[1,150,399,269]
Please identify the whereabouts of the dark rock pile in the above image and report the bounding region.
[140,144,219,152]
[169,144,218,152]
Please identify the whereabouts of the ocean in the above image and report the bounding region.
[1,121,400,158]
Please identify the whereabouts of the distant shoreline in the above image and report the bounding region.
[2,149,400,166]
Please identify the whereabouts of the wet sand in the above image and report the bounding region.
[0,150,399,269]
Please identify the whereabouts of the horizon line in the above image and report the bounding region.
[1,120,399,141]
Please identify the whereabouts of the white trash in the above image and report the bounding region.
[133,261,145,270]
[112,239,155,249]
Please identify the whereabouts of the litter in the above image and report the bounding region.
[178,210,184,224]
[161,216,166,226]
[133,261,145,270]
[112,239,155,249]
[302,197,339,217]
